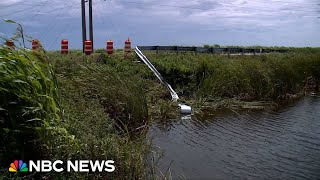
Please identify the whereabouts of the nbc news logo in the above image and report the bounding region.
[8,159,115,173]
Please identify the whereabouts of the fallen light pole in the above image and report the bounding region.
[134,46,192,114]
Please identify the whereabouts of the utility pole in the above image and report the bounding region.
[89,0,94,52]
[81,0,86,53]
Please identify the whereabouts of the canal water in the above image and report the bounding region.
[148,96,320,179]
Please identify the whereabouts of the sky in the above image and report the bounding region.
[0,0,319,50]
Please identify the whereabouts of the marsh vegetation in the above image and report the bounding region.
[1,38,319,179]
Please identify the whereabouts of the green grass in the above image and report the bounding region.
[142,49,320,103]
[51,48,320,114]
[0,46,62,163]
[0,45,154,179]
[1,32,320,179]
[46,53,152,179]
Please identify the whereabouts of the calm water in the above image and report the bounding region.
[148,96,320,179]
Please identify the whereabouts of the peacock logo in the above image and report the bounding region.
[9,160,28,172]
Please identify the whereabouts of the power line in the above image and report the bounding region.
[8,3,81,22]
[47,3,81,50]
[96,1,120,36]
[0,1,38,8]
[114,0,318,14]
[94,1,109,39]
[2,0,317,20]
[115,0,211,11]
[40,7,66,42]
[0,0,105,18]
[0,1,54,17]
[27,0,51,23]
[48,18,74,50]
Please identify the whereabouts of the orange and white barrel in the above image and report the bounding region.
[124,37,131,54]
[32,39,40,51]
[5,40,15,49]
[61,39,68,54]
[106,40,113,55]
[84,40,92,55]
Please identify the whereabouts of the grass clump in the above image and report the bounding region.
[198,52,320,100]
[0,44,80,180]
[51,54,151,179]
[54,55,148,131]
[0,45,63,162]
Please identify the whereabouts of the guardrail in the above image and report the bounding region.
[137,46,288,54]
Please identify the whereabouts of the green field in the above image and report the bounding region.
[1,42,320,178]
[143,48,320,101]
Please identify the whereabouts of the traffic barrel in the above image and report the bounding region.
[85,40,92,55]
[106,40,113,55]
[32,39,40,52]
[124,37,131,54]
[5,40,15,49]
[61,39,68,54]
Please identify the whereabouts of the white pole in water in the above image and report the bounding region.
[134,46,192,114]
[179,104,192,114]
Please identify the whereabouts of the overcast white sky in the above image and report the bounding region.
[0,0,319,49]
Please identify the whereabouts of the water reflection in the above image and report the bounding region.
[149,96,320,179]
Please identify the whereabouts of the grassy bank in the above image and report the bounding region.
[1,42,319,179]
[0,46,153,179]
[47,48,320,117]
[51,47,320,115]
